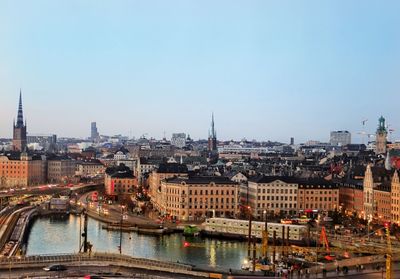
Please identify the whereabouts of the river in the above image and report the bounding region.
[25,215,249,270]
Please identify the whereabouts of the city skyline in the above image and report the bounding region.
[1,1,400,142]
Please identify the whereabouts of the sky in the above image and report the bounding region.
[0,1,399,143]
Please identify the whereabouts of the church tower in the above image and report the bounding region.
[375,116,387,154]
[208,113,217,152]
[12,90,27,152]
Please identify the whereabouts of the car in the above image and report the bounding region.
[43,264,67,271]
[83,275,103,279]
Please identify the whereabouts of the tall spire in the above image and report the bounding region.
[16,89,24,128]
[211,112,216,138]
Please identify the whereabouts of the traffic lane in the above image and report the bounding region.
[0,265,204,279]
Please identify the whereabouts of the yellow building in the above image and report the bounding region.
[156,176,240,221]
[0,152,46,188]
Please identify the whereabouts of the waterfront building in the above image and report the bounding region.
[0,151,46,188]
[105,164,138,197]
[375,116,388,154]
[148,163,188,210]
[12,91,27,152]
[297,179,339,213]
[330,130,351,146]
[203,218,307,241]
[157,176,240,221]
[247,176,299,218]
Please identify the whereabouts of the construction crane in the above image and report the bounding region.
[384,222,392,279]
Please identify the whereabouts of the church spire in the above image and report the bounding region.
[16,89,24,128]
[211,112,216,139]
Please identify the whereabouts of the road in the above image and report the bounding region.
[0,265,203,278]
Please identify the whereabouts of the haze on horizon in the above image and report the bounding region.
[0,1,399,143]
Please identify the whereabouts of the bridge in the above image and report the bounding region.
[0,252,210,278]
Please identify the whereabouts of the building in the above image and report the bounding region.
[375,116,388,154]
[297,179,339,213]
[171,133,186,148]
[338,181,364,216]
[27,134,57,152]
[247,176,299,218]
[12,91,27,152]
[0,152,46,188]
[391,171,400,224]
[105,164,138,197]
[330,131,351,146]
[208,113,217,152]
[47,156,77,183]
[91,122,100,142]
[136,157,162,184]
[76,160,105,177]
[374,183,391,223]
[148,163,188,208]
[156,176,240,221]
[363,164,375,220]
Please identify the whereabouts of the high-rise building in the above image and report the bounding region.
[208,113,217,152]
[90,122,100,142]
[290,137,294,145]
[375,116,387,154]
[12,91,27,152]
[330,130,351,146]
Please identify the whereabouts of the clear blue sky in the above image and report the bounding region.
[0,0,399,143]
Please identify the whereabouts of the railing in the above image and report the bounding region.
[0,252,193,272]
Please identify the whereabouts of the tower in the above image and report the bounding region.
[208,113,217,152]
[91,122,99,142]
[375,116,387,154]
[12,90,27,151]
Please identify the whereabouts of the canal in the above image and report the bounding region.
[26,215,249,270]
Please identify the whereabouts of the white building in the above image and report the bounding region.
[330,131,351,146]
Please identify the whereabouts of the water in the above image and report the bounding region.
[26,215,248,269]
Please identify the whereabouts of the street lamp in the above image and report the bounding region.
[119,205,126,254]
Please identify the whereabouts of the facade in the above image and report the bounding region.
[104,164,138,197]
[247,176,299,218]
[76,160,105,177]
[330,131,351,146]
[204,218,307,241]
[148,163,188,208]
[363,164,375,220]
[391,171,400,224]
[171,133,186,148]
[0,152,46,188]
[12,92,27,152]
[374,184,391,223]
[47,157,77,183]
[157,176,240,221]
[297,180,339,213]
[375,116,388,154]
[338,181,364,215]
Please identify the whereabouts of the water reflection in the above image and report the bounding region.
[26,215,248,269]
